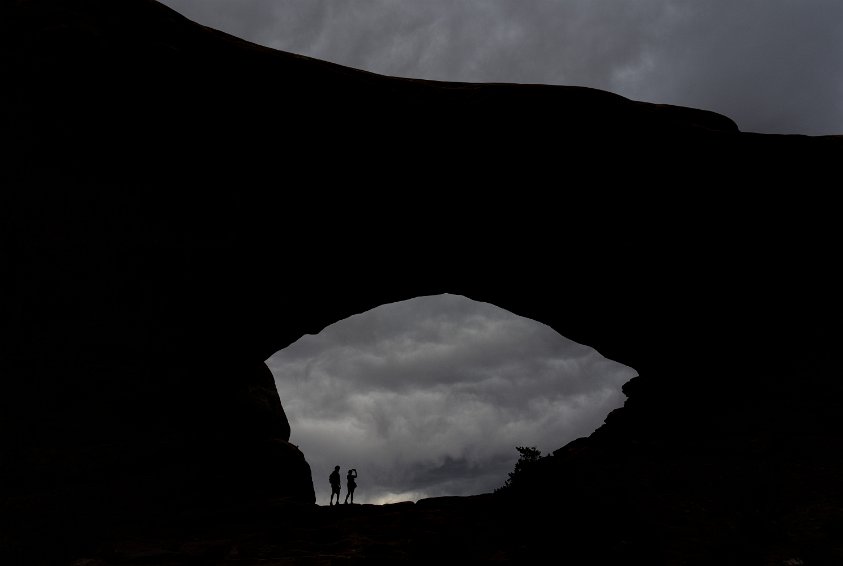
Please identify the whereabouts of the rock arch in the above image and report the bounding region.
[3,1,841,559]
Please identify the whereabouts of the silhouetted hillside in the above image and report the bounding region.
[2,0,842,564]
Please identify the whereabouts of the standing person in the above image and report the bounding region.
[344,468,358,505]
[329,466,342,506]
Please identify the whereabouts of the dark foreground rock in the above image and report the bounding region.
[15,495,649,565]
[30,489,838,565]
[2,0,842,564]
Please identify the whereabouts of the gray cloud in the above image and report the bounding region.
[267,294,635,504]
[160,0,842,134]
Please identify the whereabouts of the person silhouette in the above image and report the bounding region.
[344,468,358,504]
[329,465,341,506]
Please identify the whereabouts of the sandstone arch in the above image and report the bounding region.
[3,0,841,561]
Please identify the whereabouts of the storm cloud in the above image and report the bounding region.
[160,0,843,135]
[267,294,635,504]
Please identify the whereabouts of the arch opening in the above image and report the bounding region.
[267,293,637,505]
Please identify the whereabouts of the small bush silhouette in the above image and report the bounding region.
[497,446,543,493]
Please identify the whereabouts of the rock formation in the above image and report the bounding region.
[3,0,841,563]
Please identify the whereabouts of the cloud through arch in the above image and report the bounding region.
[267,294,636,504]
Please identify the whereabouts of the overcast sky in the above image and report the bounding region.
[159,0,843,135]
[267,294,635,505]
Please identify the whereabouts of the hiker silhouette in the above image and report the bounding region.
[344,468,358,504]
[329,465,342,506]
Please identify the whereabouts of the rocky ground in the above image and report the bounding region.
[57,496,534,565]
[31,467,843,566]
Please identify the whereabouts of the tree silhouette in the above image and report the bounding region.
[497,446,543,493]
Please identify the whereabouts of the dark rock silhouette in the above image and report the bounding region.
[2,0,842,564]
